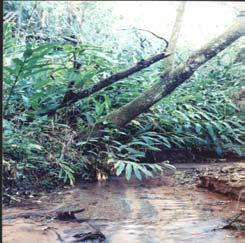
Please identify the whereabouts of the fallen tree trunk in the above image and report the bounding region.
[42,52,171,115]
[106,14,245,127]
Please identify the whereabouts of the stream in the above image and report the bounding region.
[3,165,245,243]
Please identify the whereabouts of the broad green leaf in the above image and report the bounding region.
[139,166,153,178]
[23,49,33,59]
[195,123,202,134]
[125,163,133,181]
[27,144,42,151]
[4,66,16,76]
[159,136,171,148]
[162,162,176,171]
[133,165,142,181]
[13,58,23,67]
[116,161,125,176]
[205,124,216,141]
[22,95,30,108]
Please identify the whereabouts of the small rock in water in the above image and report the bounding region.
[63,223,105,242]
[73,230,105,242]
[55,208,85,221]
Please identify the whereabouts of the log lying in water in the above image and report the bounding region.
[198,163,245,201]
[3,207,85,221]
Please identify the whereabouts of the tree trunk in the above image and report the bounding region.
[164,2,186,72]
[106,15,244,128]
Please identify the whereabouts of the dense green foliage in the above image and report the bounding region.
[3,2,244,200]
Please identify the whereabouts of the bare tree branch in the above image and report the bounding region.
[118,27,169,49]
[133,28,169,48]
[42,52,171,115]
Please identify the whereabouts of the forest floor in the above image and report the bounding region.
[2,160,245,243]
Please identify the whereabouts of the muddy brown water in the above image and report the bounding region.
[3,166,245,243]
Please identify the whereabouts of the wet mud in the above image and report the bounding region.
[3,164,245,243]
